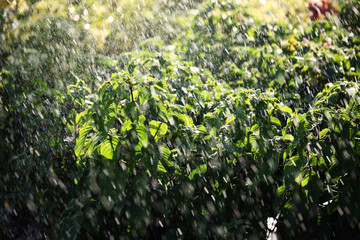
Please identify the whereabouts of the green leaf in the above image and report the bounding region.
[277,185,286,195]
[273,185,286,210]
[138,115,146,123]
[345,60,351,70]
[295,171,305,186]
[270,116,281,127]
[75,121,94,158]
[225,114,236,125]
[85,135,102,157]
[160,143,172,167]
[283,134,294,142]
[153,84,167,92]
[210,127,217,137]
[301,171,312,187]
[121,119,132,132]
[196,125,207,133]
[319,128,330,139]
[284,200,293,210]
[189,164,207,180]
[157,161,167,173]
[149,121,168,141]
[136,123,148,148]
[100,135,119,159]
[171,112,193,127]
[250,124,259,131]
[279,106,293,115]
[66,122,74,132]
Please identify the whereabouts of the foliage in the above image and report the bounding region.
[339,0,360,34]
[1,0,360,239]
[72,48,360,238]
[0,70,79,238]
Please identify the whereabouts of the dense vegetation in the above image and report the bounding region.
[1,0,360,239]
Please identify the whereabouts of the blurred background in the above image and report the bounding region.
[0,0,312,88]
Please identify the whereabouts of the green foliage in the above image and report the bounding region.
[73,46,360,238]
[339,0,360,35]
[175,0,360,109]
[0,70,79,238]
[2,0,360,239]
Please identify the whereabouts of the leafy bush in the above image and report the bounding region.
[1,0,360,239]
[72,45,360,238]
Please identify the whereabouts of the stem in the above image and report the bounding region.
[129,83,134,102]
[142,66,154,77]
[154,123,163,138]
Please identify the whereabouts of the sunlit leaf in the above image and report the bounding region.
[100,135,119,159]
[283,134,294,142]
[225,114,236,125]
[149,121,168,141]
[157,161,167,173]
[279,106,293,115]
[85,135,102,157]
[270,116,281,126]
[121,119,133,132]
[171,112,193,127]
[319,128,330,139]
[75,121,94,158]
